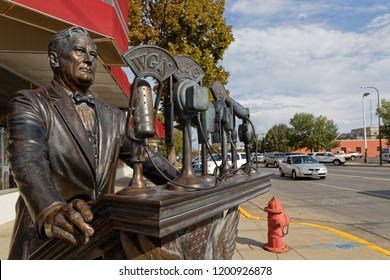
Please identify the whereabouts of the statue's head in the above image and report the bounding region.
[48,26,97,93]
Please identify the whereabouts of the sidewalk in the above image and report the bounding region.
[1,175,389,260]
[233,199,390,260]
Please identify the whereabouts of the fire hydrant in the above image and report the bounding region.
[263,197,290,253]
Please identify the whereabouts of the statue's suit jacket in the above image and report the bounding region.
[7,80,177,259]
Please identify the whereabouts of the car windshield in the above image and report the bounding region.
[292,156,317,164]
[208,154,222,161]
[274,153,285,158]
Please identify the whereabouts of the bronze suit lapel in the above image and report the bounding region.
[45,82,96,174]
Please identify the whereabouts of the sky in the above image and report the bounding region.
[220,0,390,136]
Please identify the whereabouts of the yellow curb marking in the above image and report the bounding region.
[238,206,390,257]
[238,206,263,220]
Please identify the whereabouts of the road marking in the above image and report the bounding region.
[238,207,390,257]
[332,169,390,175]
[328,173,390,182]
[238,206,262,220]
[309,181,390,199]
[312,243,364,249]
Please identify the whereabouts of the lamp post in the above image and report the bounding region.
[361,86,382,165]
[362,92,370,163]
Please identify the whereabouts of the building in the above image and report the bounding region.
[0,0,134,191]
[334,127,388,157]
[0,0,133,118]
[337,127,379,140]
[0,0,169,192]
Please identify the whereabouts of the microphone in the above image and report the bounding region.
[132,79,156,139]
[210,81,249,120]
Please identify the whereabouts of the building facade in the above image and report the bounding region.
[0,0,135,190]
[335,127,388,157]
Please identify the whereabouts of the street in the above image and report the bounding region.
[249,162,390,251]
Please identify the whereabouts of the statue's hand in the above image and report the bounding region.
[44,199,94,245]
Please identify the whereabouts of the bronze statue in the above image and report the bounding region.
[6,26,178,259]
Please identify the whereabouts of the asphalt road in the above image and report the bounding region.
[253,162,390,251]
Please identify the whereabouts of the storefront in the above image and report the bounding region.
[0,0,132,190]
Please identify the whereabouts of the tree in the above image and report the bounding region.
[159,128,183,165]
[289,113,339,151]
[263,124,291,152]
[378,99,390,144]
[312,115,339,151]
[128,1,234,164]
[128,0,234,87]
[252,134,264,152]
[289,113,315,150]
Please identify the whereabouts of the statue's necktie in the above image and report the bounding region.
[71,92,95,107]
[71,92,96,136]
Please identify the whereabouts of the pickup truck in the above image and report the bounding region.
[308,152,346,166]
[332,150,363,161]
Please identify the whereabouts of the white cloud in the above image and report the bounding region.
[366,13,390,31]
[220,20,390,135]
[229,0,329,17]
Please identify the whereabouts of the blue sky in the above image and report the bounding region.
[220,0,390,135]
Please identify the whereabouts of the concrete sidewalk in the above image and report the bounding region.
[233,199,390,260]
[1,175,389,260]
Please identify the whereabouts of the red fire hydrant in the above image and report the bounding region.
[263,197,290,253]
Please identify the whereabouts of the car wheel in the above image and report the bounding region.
[320,176,326,179]
[292,170,297,180]
[333,159,341,166]
[351,155,355,161]
[279,168,285,177]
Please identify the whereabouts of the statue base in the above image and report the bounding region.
[29,171,272,260]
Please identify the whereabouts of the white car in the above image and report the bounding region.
[250,152,264,163]
[308,152,346,166]
[193,152,247,175]
[279,155,327,180]
[381,148,390,162]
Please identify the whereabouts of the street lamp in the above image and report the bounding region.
[361,86,382,165]
[362,92,370,163]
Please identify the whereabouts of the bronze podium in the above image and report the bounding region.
[29,172,271,260]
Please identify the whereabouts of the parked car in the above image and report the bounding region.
[332,150,362,161]
[192,156,201,165]
[192,152,247,174]
[229,152,247,168]
[279,155,327,179]
[284,152,304,156]
[264,152,285,168]
[250,152,264,163]
[308,152,346,166]
[381,148,390,163]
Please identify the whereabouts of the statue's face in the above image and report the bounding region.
[57,33,97,92]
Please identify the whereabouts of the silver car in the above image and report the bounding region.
[279,155,327,179]
[308,152,346,166]
[264,152,285,168]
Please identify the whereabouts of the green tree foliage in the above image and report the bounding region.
[252,134,264,152]
[289,113,339,151]
[158,128,183,160]
[263,124,291,152]
[128,0,234,87]
[378,99,390,145]
[289,113,315,150]
[311,115,339,151]
[173,127,183,158]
